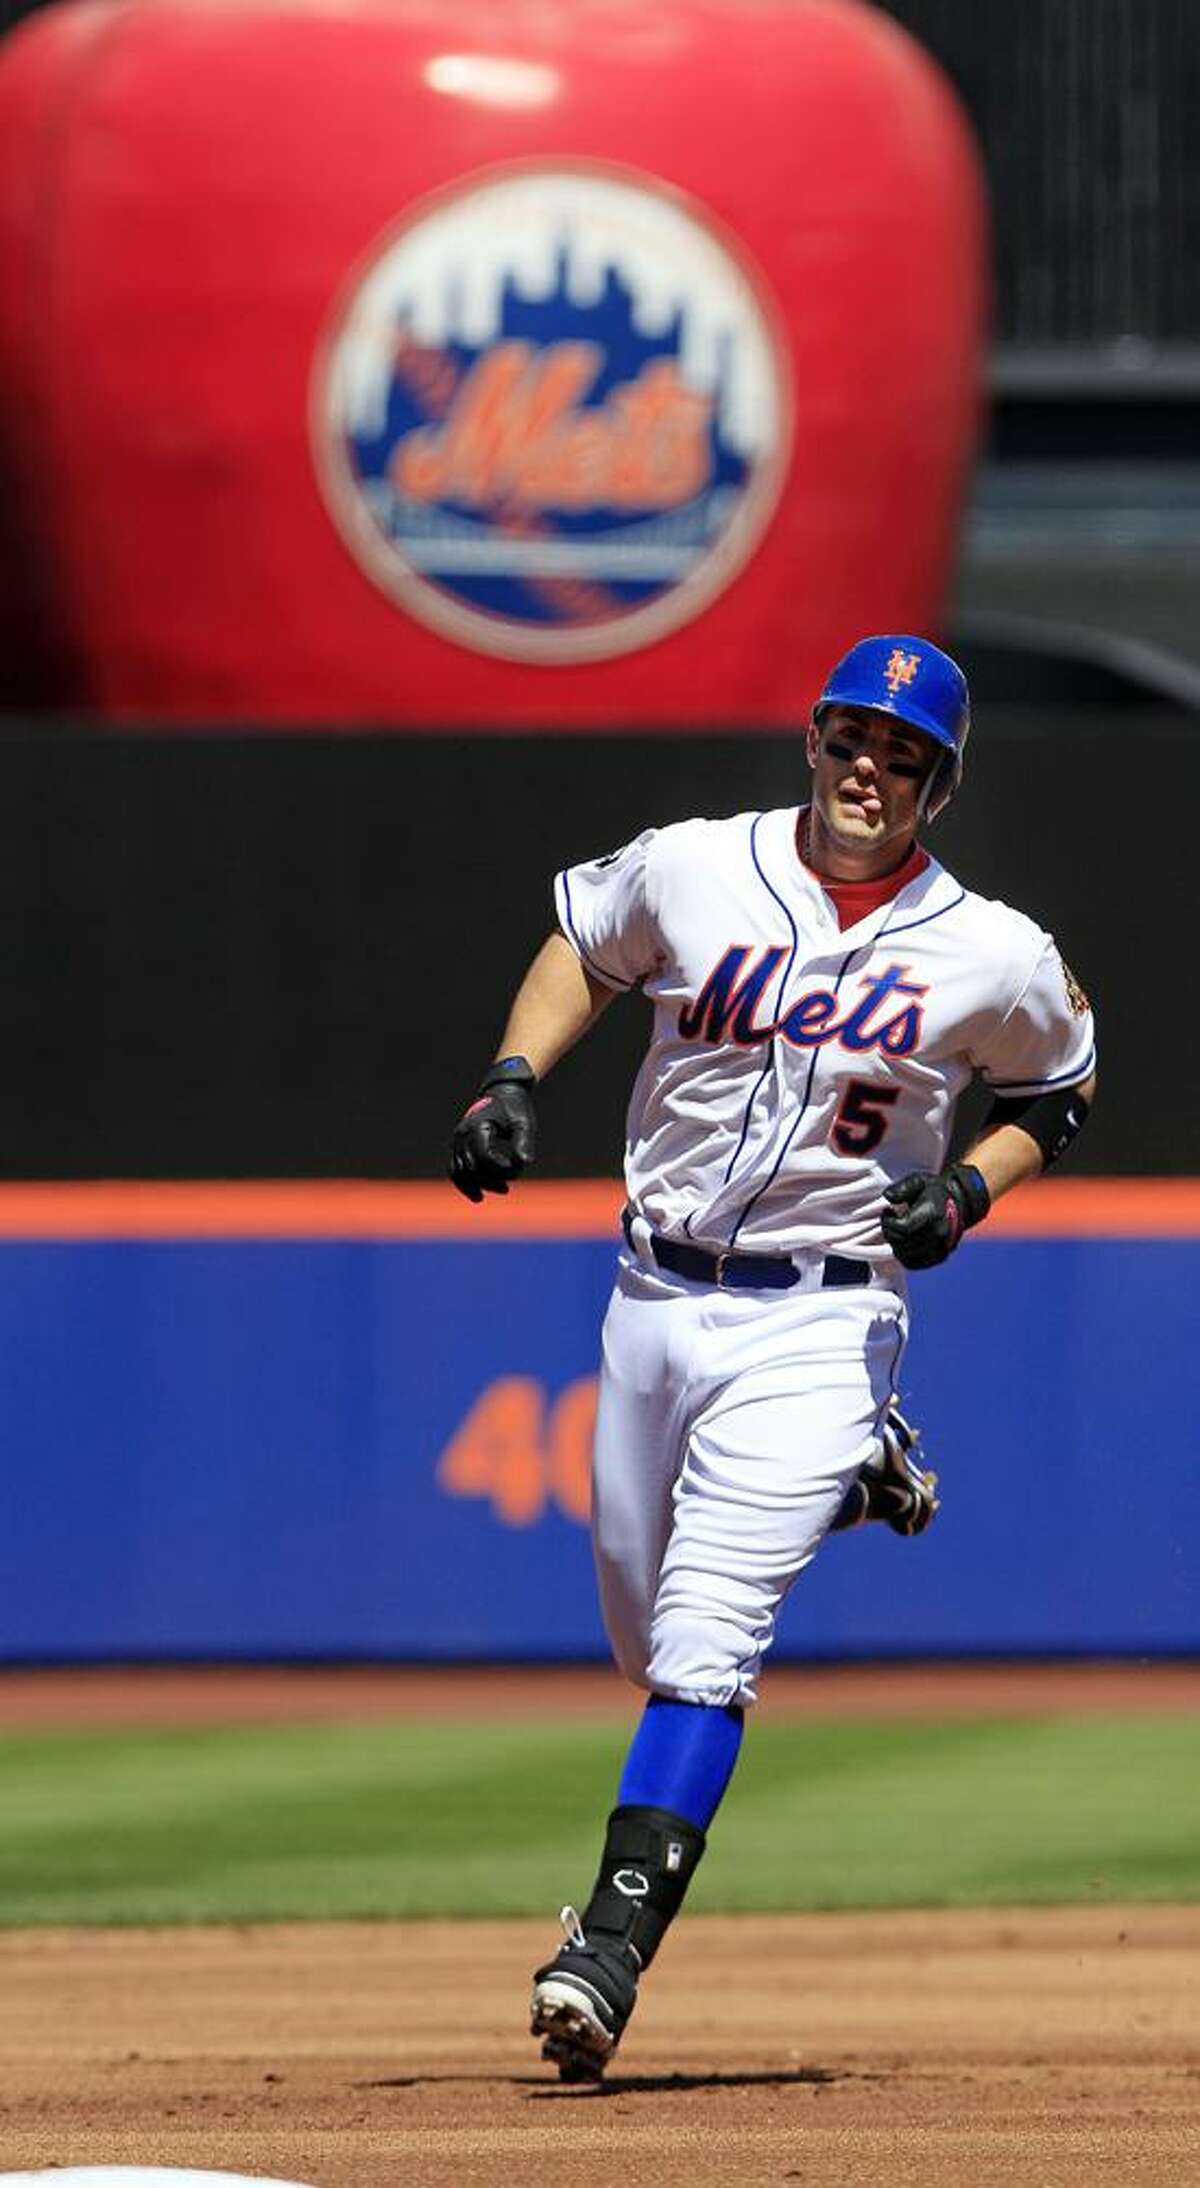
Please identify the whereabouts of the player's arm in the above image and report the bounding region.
[451,826,658,1202]
[881,1068,1096,1270]
[448,934,616,1203]
[882,924,1097,1269]
[965,1068,1097,1201]
[494,931,616,1078]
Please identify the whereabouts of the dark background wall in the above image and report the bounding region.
[0,706,1176,1179]
[875,0,1200,355]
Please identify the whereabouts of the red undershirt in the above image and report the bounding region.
[797,812,930,932]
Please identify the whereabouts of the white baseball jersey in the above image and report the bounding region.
[556,806,1096,1264]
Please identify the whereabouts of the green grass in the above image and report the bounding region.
[0,1712,1194,1926]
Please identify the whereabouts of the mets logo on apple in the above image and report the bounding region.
[312,162,791,664]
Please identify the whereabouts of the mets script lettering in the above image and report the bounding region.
[678,947,929,1057]
[393,341,713,510]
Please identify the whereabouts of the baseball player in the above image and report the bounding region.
[449,634,1097,2081]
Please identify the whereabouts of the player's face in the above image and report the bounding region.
[805,705,937,868]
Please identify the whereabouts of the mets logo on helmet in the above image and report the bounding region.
[884,647,922,695]
[311,161,790,665]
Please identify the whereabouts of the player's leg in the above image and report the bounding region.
[533,1276,903,2079]
[534,1277,902,2074]
[586,1253,698,1687]
[531,1690,744,2077]
[828,1401,939,1535]
[539,1293,900,2059]
[646,1286,907,1708]
[533,1257,722,2078]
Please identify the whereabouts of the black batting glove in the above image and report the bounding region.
[448,1057,538,1202]
[880,1161,990,1270]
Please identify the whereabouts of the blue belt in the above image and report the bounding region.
[621,1208,870,1292]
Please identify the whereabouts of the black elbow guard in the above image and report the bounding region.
[984,1082,1092,1168]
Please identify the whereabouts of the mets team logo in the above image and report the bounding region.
[312,162,791,662]
[884,648,922,695]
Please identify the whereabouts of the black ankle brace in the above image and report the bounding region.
[579,1804,707,1969]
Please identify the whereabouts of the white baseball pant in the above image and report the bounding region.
[591,1242,908,1708]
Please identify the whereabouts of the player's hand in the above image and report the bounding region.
[448,1058,538,1202]
[880,1162,990,1269]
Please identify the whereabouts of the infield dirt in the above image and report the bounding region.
[0,1907,1196,2187]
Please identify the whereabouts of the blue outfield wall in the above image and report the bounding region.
[0,1232,1192,1660]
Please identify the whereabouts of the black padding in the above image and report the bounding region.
[581,1805,707,1969]
[985,1083,1092,1168]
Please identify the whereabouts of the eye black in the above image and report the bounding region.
[825,734,923,777]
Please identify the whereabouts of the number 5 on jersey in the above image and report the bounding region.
[832,1079,899,1155]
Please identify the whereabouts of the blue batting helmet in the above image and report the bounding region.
[813,634,970,817]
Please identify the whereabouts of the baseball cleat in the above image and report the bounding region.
[830,1403,939,1537]
[530,1906,640,2081]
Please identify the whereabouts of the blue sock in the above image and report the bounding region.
[616,1694,745,1831]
